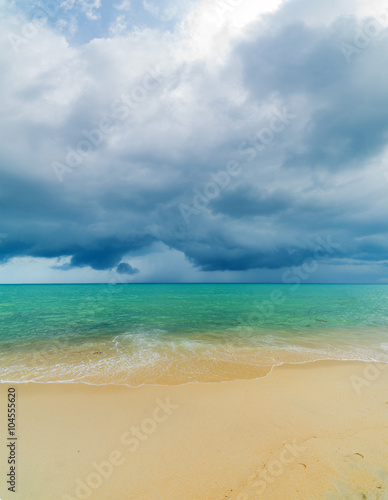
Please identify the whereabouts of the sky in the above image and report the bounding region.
[1,0,388,283]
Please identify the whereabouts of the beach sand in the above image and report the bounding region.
[1,360,388,499]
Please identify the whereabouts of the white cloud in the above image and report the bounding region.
[175,0,286,63]
[109,14,129,36]
[114,0,131,11]
[61,0,102,20]
[143,1,159,17]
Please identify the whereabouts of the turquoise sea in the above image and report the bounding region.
[0,284,387,385]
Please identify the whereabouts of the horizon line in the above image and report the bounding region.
[0,283,387,286]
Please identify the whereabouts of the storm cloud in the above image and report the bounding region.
[1,0,388,282]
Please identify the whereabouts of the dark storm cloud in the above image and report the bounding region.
[116,262,139,275]
[0,170,155,270]
[209,186,293,217]
[181,244,323,272]
[238,15,388,172]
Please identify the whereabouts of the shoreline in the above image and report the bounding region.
[1,360,388,499]
[2,352,388,387]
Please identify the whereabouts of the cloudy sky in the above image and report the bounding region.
[0,0,388,283]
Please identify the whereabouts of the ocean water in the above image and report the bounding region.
[0,284,387,386]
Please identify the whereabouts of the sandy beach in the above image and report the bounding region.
[1,360,388,500]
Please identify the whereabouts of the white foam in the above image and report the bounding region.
[2,329,388,387]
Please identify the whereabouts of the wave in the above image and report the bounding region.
[1,329,388,386]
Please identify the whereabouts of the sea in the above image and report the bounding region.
[0,284,387,386]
